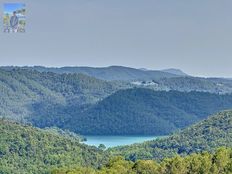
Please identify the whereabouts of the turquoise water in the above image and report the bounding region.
[83,136,161,148]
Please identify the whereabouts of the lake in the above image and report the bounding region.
[83,136,162,148]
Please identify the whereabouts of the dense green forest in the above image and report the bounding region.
[0,111,232,174]
[1,111,232,174]
[0,119,109,174]
[0,68,128,124]
[67,89,232,135]
[52,148,232,174]
[1,68,232,135]
[109,110,232,161]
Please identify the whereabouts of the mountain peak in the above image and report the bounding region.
[161,68,188,76]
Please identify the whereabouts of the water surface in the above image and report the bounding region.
[84,135,161,148]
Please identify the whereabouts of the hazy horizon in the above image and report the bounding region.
[2,64,232,78]
[1,0,232,78]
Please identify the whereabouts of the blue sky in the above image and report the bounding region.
[0,0,232,77]
[4,3,25,14]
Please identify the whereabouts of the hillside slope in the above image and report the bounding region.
[0,68,127,125]
[1,68,232,136]
[1,119,232,174]
[0,119,108,174]
[109,110,232,160]
[67,88,232,135]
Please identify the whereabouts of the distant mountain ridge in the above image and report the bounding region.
[1,66,184,81]
[161,68,189,76]
[3,66,232,94]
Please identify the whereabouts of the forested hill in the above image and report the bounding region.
[0,119,108,174]
[66,88,232,135]
[0,68,128,122]
[1,118,232,174]
[1,68,232,136]
[3,66,232,94]
[109,110,232,161]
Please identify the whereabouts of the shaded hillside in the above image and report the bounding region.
[109,110,232,161]
[66,88,232,135]
[0,119,108,174]
[1,68,232,136]
[0,68,127,123]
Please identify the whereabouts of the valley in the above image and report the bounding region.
[2,1,232,173]
[1,110,232,173]
[1,67,232,136]
[1,66,232,173]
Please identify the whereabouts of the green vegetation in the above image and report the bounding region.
[109,110,232,161]
[1,110,232,174]
[0,67,232,135]
[2,68,232,135]
[0,119,108,174]
[1,67,232,173]
[52,148,232,174]
[68,88,232,135]
[1,68,232,135]
[155,76,232,94]
[0,68,128,126]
